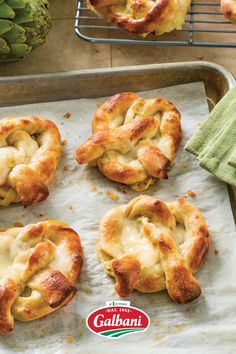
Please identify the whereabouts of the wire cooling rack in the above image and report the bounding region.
[75,0,236,47]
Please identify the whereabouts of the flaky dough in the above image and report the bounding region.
[0,116,62,207]
[0,220,83,333]
[76,92,181,191]
[87,0,191,36]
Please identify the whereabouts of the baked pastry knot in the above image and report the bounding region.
[76,92,181,191]
[98,195,210,303]
[0,116,62,207]
[87,0,191,36]
[221,0,236,23]
[0,220,83,333]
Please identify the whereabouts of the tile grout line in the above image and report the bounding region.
[110,43,113,68]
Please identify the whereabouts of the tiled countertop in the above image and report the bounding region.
[0,0,235,76]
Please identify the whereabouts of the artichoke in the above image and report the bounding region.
[0,0,51,62]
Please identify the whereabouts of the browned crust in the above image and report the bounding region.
[0,278,18,333]
[37,269,77,308]
[165,263,201,304]
[155,233,201,304]
[24,241,55,278]
[112,255,141,297]
[98,159,147,184]
[137,145,170,179]
[188,225,210,273]
[27,223,46,240]
[48,225,84,283]
[109,0,170,34]
[8,165,49,207]
[76,115,157,164]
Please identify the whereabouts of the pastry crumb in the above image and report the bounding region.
[90,186,98,193]
[13,221,24,227]
[187,189,196,198]
[66,335,73,344]
[214,249,219,255]
[62,139,68,145]
[156,335,164,342]
[69,205,75,210]
[116,185,129,195]
[38,212,45,218]
[63,166,69,172]
[174,324,187,332]
[106,190,119,201]
[63,112,72,120]
[96,102,103,108]
[84,287,93,295]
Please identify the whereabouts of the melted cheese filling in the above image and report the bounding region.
[120,219,159,268]
[0,253,12,277]
[0,130,39,186]
[0,232,70,281]
[0,236,14,277]
[173,222,186,245]
[153,136,171,160]
[50,242,71,276]
[120,218,186,269]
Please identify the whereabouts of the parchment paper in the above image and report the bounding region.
[0,82,235,354]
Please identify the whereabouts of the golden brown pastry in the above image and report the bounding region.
[87,0,191,36]
[76,92,181,191]
[0,116,62,207]
[98,195,210,303]
[221,0,236,23]
[0,220,83,333]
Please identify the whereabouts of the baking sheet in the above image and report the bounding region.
[0,82,235,354]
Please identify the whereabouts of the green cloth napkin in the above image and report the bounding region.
[185,86,236,186]
[228,147,236,168]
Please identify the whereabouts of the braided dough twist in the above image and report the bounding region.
[0,116,62,207]
[87,0,191,36]
[98,195,210,303]
[76,92,181,191]
[0,220,83,333]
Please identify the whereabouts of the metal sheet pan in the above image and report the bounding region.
[0,61,235,220]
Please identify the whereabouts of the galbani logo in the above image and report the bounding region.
[86,301,150,338]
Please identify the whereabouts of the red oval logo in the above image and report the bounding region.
[86,303,150,338]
